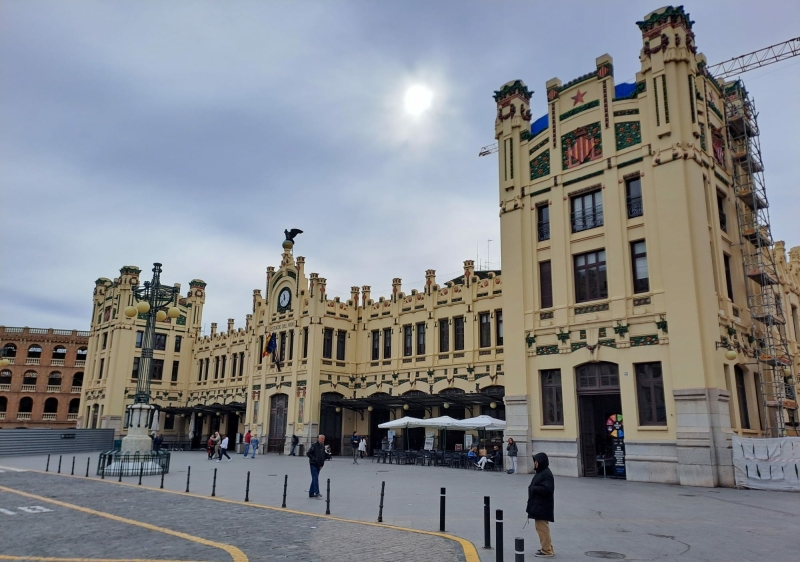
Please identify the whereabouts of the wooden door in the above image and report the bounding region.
[268,394,288,452]
[579,396,597,477]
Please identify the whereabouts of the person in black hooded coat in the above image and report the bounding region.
[526,452,555,557]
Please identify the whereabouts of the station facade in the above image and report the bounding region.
[76,6,799,487]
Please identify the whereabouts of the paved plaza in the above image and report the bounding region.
[1,451,798,561]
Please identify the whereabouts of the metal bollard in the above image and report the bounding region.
[185,466,191,493]
[101,462,105,480]
[245,471,251,502]
[160,469,165,489]
[46,454,51,472]
[325,478,330,515]
[57,455,62,474]
[281,475,288,508]
[211,468,217,497]
[514,537,524,562]
[483,496,492,549]
[495,509,504,562]
[85,458,90,478]
[138,464,143,485]
[377,481,385,523]
[118,465,123,483]
[71,456,75,476]
[439,487,446,532]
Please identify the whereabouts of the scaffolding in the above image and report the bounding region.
[724,80,797,437]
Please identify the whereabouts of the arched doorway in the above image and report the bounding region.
[320,392,344,455]
[439,388,466,450]
[368,392,391,452]
[575,362,624,478]
[268,394,288,452]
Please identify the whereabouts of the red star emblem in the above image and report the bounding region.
[571,90,586,106]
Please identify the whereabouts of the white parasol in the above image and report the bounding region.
[188,412,196,439]
[149,410,160,435]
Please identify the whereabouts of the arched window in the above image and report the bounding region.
[27,345,42,359]
[52,346,67,360]
[23,371,38,386]
[68,398,80,414]
[72,372,83,388]
[0,396,7,412]
[76,347,88,362]
[18,397,33,413]
[0,369,11,380]
[2,343,16,358]
[44,397,59,413]
[48,372,62,387]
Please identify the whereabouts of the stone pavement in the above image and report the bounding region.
[2,451,799,561]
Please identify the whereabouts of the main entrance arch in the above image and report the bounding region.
[319,392,343,455]
[575,362,625,479]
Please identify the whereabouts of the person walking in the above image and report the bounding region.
[249,433,259,458]
[242,430,252,457]
[527,452,555,558]
[358,435,367,459]
[207,435,215,460]
[217,435,232,462]
[211,431,221,460]
[350,432,360,464]
[306,434,329,499]
[290,434,299,456]
[506,437,518,474]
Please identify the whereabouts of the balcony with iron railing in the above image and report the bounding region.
[571,206,604,233]
[537,221,550,242]
[17,413,31,420]
[627,196,643,219]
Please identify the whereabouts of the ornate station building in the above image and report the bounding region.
[76,6,800,487]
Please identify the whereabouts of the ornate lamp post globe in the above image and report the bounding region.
[725,349,738,361]
[124,306,137,318]
[0,358,9,368]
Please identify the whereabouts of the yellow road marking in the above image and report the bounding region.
[17,470,480,562]
[0,485,248,562]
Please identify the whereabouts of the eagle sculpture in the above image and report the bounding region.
[284,228,303,243]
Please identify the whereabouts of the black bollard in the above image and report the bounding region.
[71,456,75,476]
[245,471,250,502]
[118,465,123,483]
[281,475,288,508]
[101,461,105,480]
[85,457,90,478]
[483,496,492,549]
[160,469,165,489]
[495,509,504,562]
[377,481,385,523]
[211,468,217,497]
[439,487,446,532]
[138,464,143,485]
[325,478,330,515]
[514,537,524,562]
[57,455,62,474]
[185,466,191,493]
[46,454,51,472]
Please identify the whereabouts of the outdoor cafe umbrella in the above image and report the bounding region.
[450,415,506,431]
[416,416,460,451]
[188,412,196,440]
[150,410,160,436]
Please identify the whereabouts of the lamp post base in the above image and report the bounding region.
[121,403,155,456]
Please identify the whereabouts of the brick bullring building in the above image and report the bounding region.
[0,326,89,428]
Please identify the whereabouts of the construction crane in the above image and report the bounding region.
[478,37,800,156]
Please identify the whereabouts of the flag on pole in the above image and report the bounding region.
[263,333,276,358]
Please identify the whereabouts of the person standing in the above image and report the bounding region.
[350,432,360,464]
[527,452,555,558]
[211,431,221,460]
[207,435,215,460]
[249,433,260,458]
[506,438,518,474]
[358,436,367,459]
[217,435,232,462]
[153,433,163,451]
[242,430,252,457]
[290,434,299,456]
[306,434,329,499]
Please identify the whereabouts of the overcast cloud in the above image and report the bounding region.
[2,0,799,332]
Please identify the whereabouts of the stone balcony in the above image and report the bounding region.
[51,359,65,366]
[41,413,57,421]
[21,384,37,392]
[75,360,86,367]
[67,413,78,421]
[25,358,40,365]
[71,386,82,393]
[46,385,62,393]
[0,384,9,391]
[16,412,31,420]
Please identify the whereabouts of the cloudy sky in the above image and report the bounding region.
[2,1,799,333]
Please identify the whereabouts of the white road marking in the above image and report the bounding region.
[0,466,27,472]
[17,506,54,513]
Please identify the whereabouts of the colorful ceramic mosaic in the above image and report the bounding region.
[561,122,602,170]
[530,150,550,180]
[615,121,642,151]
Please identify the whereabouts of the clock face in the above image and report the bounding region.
[278,288,291,308]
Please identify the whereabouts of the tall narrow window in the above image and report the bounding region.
[723,253,734,301]
[495,310,504,346]
[574,250,607,303]
[232,354,238,379]
[631,241,649,294]
[371,330,380,361]
[571,190,603,232]
[132,357,140,380]
[204,358,209,381]
[539,261,553,309]
[174,336,182,352]
[416,322,426,355]
[636,362,666,426]
[220,355,226,379]
[537,205,550,241]
[239,352,245,377]
[735,366,750,429]
[98,358,104,380]
[102,333,108,350]
[438,319,449,353]
[214,357,220,379]
[171,361,179,382]
[303,327,309,359]
[196,360,202,381]
[136,331,143,348]
[383,327,392,359]
[403,325,413,357]
[153,333,167,351]
[454,317,465,351]
[259,335,264,364]
[322,328,333,359]
[336,330,346,361]
[152,359,164,381]
[279,332,286,363]
[479,313,491,348]
[288,330,294,361]
[717,193,727,232]
[541,370,563,425]
[626,176,643,218]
